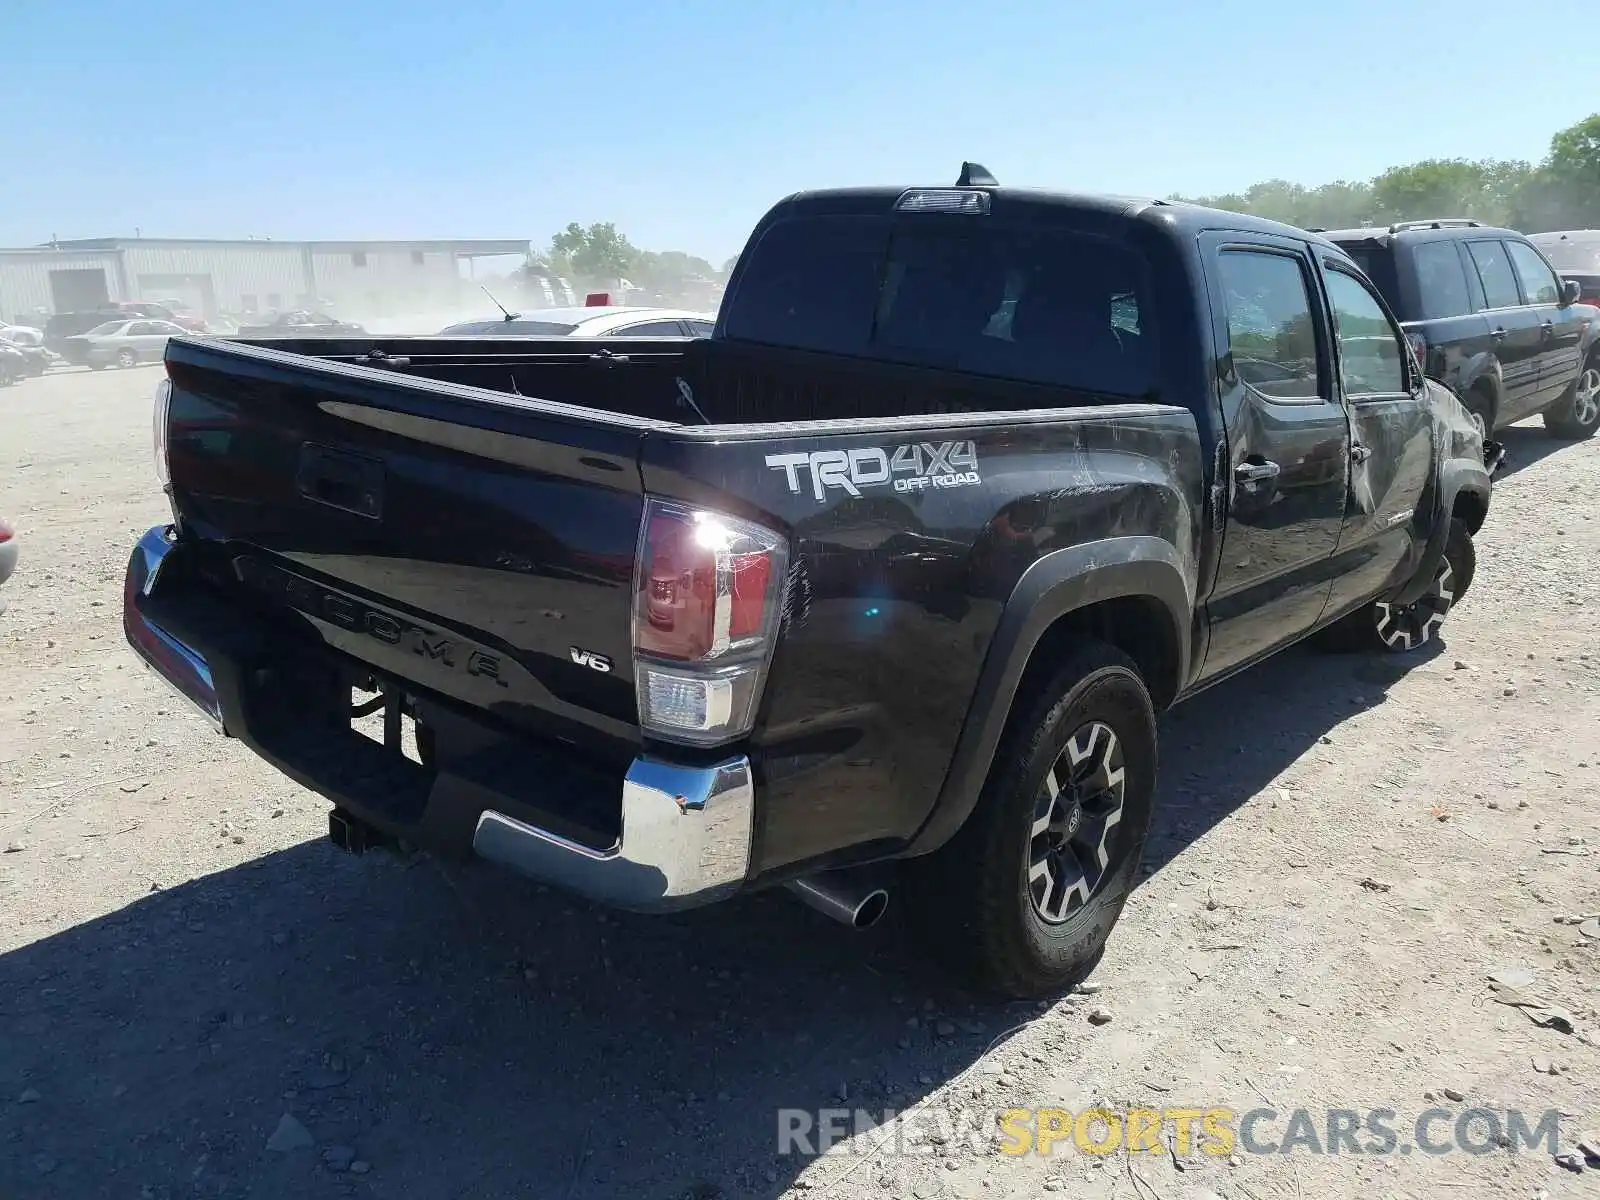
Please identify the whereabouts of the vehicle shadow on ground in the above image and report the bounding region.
[1494,421,1574,479]
[0,644,1432,1200]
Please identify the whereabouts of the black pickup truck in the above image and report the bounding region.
[123,168,1497,997]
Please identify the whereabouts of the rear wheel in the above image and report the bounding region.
[116,348,138,369]
[1464,384,1496,437]
[905,642,1157,998]
[1544,362,1600,440]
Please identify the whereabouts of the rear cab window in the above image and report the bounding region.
[722,213,1156,398]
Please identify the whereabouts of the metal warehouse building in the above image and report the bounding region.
[0,237,529,323]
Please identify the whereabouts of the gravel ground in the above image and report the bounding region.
[2,364,1598,1200]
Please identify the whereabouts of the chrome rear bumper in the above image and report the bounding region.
[123,526,225,732]
[473,757,754,911]
[122,523,754,912]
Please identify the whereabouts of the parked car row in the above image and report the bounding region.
[43,302,207,352]
[57,319,200,370]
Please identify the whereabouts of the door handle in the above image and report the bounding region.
[1490,327,1507,341]
[297,443,385,520]
[1540,321,1554,339]
[1234,459,1280,484]
[1350,443,1371,463]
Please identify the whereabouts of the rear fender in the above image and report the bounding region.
[906,536,1192,856]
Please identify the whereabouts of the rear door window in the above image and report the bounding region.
[725,215,1155,397]
[1466,241,1523,310]
[1215,249,1325,400]
[1505,241,1561,304]
[1409,241,1473,319]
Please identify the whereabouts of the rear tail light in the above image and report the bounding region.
[0,518,12,544]
[585,292,611,307]
[632,499,788,745]
[153,377,172,486]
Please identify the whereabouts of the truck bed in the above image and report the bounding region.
[155,331,1202,883]
[229,331,1148,426]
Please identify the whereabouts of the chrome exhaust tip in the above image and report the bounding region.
[784,871,890,930]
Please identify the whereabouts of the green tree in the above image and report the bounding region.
[630,249,718,292]
[1540,114,1600,227]
[1173,113,1600,235]
[548,221,638,284]
[1369,158,1531,227]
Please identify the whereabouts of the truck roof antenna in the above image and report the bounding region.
[956,162,997,187]
[479,285,521,323]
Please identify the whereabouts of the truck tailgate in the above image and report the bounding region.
[162,337,654,751]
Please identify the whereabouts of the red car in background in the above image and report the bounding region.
[111,302,208,333]
[0,518,17,616]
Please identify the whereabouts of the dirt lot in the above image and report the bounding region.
[2,364,1598,1200]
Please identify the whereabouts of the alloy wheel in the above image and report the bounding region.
[1027,720,1127,923]
[1373,556,1455,651]
[1574,367,1600,428]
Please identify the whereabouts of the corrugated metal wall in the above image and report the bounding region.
[123,245,308,314]
[0,252,124,322]
[3,240,520,321]
[309,248,467,317]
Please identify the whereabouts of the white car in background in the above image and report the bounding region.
[0,323,44,347]
[438,305,716,338]
[60,319,195,369]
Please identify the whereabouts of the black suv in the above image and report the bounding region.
[1324,220,1600,440]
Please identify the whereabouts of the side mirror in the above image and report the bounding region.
[1562,278,1583,305]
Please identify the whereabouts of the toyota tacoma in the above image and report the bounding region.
[121,167,1498,997]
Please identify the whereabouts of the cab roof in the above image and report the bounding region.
[765,182,1345,252]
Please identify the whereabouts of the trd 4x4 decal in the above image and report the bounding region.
[765,441,981,502]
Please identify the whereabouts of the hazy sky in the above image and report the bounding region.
[6,0,1596,261]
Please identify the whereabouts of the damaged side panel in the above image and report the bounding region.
[639,404,1204,877]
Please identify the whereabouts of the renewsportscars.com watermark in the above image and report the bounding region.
[778,1105,1571,1158]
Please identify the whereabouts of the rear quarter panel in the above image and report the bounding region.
[641,404,1203,879]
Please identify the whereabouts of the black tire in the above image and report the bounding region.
[1327,518,1473,654]
[1463,384,1496,437]
[905,642,1157,999]
[116,348,138,369]
[1544,361,1600,441]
